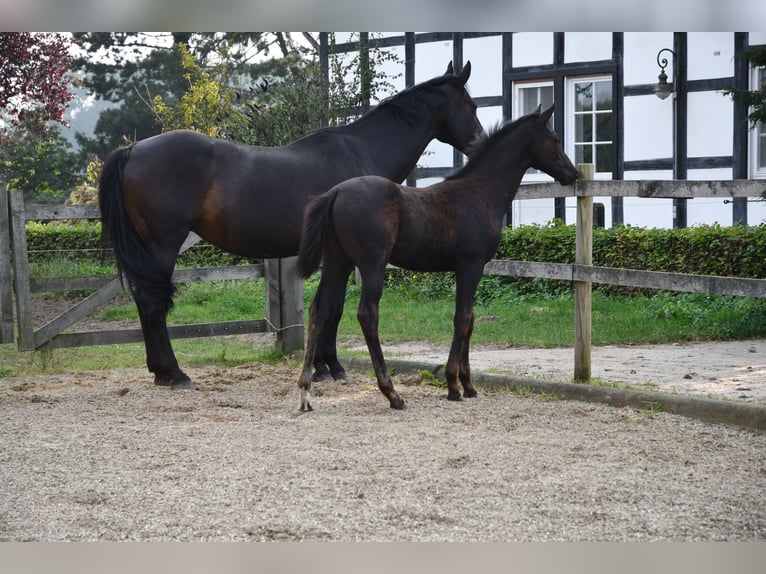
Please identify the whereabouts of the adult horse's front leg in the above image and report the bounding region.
[357,266,406,410]
[312,275,351,382]
[300,260,353,410]
[134,286,194,390]
[444,267,481,401]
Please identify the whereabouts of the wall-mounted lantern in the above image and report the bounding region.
[654,48,675,100]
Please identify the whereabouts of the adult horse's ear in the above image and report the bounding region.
[541,103,555,123]
[458,61,472,84]
[534,103,542,114]
[445,61,454,75]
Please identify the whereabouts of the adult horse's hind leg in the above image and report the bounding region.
[356,264,406,410]
[134,283,193,389]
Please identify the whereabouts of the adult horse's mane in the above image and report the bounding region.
[359,74,471,127]
[446,113,535,180]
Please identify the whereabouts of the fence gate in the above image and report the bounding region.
[1,186,303,354]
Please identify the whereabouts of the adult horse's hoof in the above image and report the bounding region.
[171,380,197,391]
[463,389,478,398]
[312,371,334,383]
[447,390,463,401]
[332,370,349,382]
[154,375,196,390]
[390,398,407,410]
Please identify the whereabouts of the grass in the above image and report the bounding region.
[2,272,765,379]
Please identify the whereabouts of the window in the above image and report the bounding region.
[514,81,554,179]
[752,66,766,179]
[567,76,613,177]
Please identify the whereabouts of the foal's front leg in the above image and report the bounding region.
[444,267,481,401]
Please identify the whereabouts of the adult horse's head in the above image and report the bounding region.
[429,61,485,156]
[527,103,578,185]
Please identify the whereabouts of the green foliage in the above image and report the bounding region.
[721,46,766,129]
[152,43,239,138]
[147,33,402,148]
[22,217,764,305]
[0,119,84,202]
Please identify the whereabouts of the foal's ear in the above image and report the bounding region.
[445,61,454,75]
[541,103,555,123]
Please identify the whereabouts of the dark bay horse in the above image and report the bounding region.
[296,104,577,411]
[98,62,484,390]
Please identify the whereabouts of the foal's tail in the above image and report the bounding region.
[297,189,338,279]
[98,146,174,307]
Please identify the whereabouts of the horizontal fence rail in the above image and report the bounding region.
[482,260,766,298]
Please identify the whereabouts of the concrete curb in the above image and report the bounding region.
[341,356,766,432]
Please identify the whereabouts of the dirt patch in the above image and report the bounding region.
[1,361,764,541]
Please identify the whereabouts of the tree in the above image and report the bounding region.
[0,115,82,201]
[0,33,73,138]
[722,47,766,199]
[149,33,402,148]
[722,47,766,128]
[71,33,310,156]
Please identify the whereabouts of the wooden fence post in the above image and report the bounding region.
[574,164,594,382]
[0,182,16,344]
[265,256,304,354]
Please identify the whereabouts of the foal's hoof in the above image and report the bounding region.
[390,398,407,410]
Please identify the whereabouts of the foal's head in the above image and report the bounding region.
[525,104,578,186]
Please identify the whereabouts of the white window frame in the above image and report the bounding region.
[565,74,613,180]
[750,65,766,179]
[513,79,555,182]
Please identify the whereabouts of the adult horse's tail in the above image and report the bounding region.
[297,190,338,279]
[98,146,175,308]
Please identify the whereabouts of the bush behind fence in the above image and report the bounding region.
[25,219,766,297]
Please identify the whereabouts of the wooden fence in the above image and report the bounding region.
[0,185,303,354]
[1,171,765,382]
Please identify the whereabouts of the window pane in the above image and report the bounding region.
[596,112,613,141]
[540,86,554,109]
[595,81,612,111]
[574,82,593,112]
[575,114,592,143]
[521,88,539,115]
[596,144,612,173]
[759,131,766,169]
[575,144,592,165]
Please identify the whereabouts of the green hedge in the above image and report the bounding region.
[498,219,766,278]
[24,219,766,296]
[25,221,253,268]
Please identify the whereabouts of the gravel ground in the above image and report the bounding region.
[1,360,764,541]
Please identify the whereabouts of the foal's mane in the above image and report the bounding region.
[445,111,540,180]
